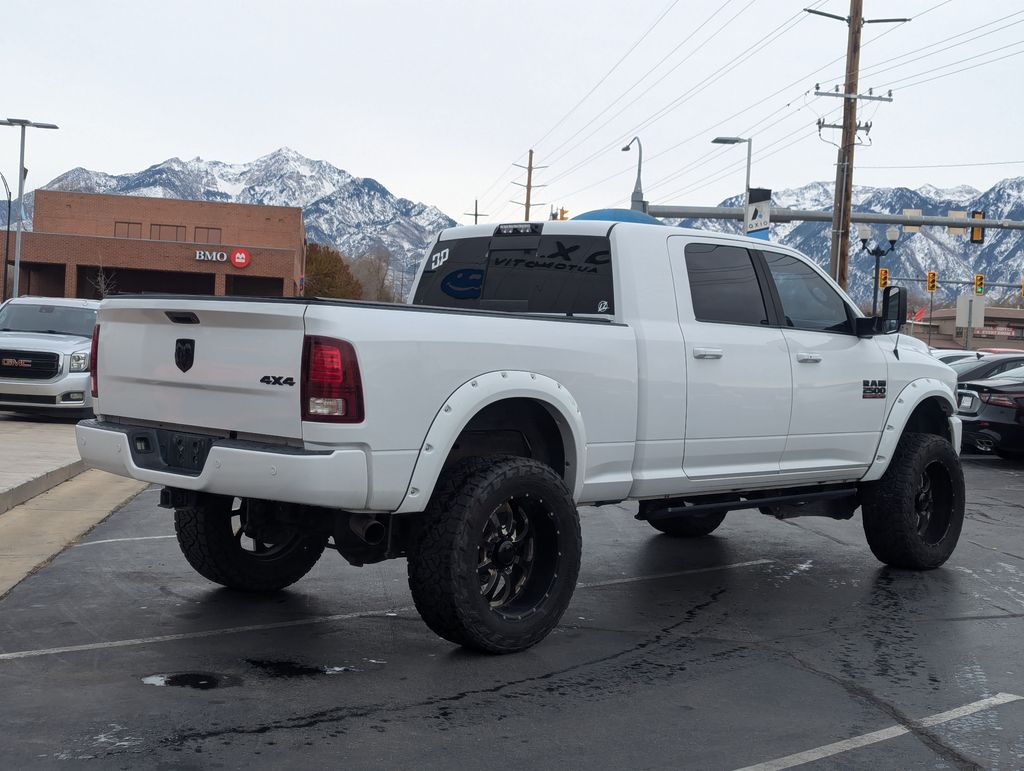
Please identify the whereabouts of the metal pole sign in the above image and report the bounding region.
[745,188,772,240]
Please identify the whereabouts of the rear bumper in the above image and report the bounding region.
[960,412,1024,453]
[75,420,369,510]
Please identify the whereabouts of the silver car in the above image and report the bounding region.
[0,297,99,415]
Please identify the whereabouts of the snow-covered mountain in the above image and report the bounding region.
[11,148,455,285]
[9,147,1022,305]
[676,177,1024,306]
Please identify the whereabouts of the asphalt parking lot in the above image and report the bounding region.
[1,456,1023,769]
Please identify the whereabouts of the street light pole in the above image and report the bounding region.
[712,136,752,234]
[858,224,900,316]
[0,171,10,302]
[0,118,60,298]
[621,136,647,213]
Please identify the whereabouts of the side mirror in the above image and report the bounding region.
[882,285,906,333]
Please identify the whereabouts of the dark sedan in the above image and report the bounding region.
[957,370,1024,460]
[949,353,1024,383]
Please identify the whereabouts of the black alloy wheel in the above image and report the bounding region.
[477,495,558,620]
[408,456,582,653]
[174,495,328,592]
[913,462,954,545]
[862,432,965,569]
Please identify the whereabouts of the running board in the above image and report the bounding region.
[637,487,859,522]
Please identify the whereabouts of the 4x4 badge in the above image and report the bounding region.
[175,339,195,373]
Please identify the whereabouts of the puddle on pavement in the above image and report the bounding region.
[142,672,239,690]
[142,660,357,689]
[246,659,357,678]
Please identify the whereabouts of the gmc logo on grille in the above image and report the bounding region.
[1,358,31,368]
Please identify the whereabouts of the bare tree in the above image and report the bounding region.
[352,247,397,303]
[89,266,117,298]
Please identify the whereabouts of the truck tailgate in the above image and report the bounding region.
[96,298,306,439]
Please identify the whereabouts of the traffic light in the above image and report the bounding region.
[558,207,569,221]
[974,273,985,295]
[970,210,985,244]
[878,268,889,289]
[926,271,937,292]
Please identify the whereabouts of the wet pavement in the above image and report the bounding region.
[1,455,1023,769]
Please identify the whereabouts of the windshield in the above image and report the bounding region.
[950,359,983,375]
[998,364,1024,380]
[0,303,97,338]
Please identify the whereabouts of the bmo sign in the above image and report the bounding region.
[195,248,251,269]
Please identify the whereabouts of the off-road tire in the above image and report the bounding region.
[174,496,328,592]
[861,432,965,569]
[407,456,582,654]
[647,511,726,538]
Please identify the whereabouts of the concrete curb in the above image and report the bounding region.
[0,460,87,517]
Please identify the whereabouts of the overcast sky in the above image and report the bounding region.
[7,0,1024,223]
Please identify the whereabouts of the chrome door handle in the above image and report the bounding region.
[693,347,724,360]
[796,352,822,363]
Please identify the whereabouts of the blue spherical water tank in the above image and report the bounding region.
[570,208,665,225]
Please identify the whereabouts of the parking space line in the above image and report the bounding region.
[75,535,176,547]
[0,559,771,661]
[0,607,413,661]
[576,559,773,589]
[733,692,1022,771]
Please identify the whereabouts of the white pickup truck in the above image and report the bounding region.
[76,217,965,653]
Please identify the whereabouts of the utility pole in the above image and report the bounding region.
[463,199,488,225]
[831,0,863,289]
[511,149,546,221]
[807,4,907,289]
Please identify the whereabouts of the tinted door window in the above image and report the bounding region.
[684,243,769,326]
[413,234,613,315]
[763,252,853,334]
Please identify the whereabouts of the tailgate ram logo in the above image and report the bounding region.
[175,339,195,373]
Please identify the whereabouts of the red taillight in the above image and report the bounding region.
[89,324,100,398]
[301,335,364,423]
[979,392,1024,409]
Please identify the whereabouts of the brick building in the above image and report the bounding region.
[5,191,305,300]
[907,306,1024,351]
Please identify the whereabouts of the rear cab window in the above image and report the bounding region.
[413,229,614,315]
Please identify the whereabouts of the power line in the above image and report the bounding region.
[475,155,526,216]
[531,0,683,150]
[544,2,817,188]
[858,160,1024,169]
[539,0,745,162]
[853,15,1024,84]
[815,5,1016,85]
[520,0,951,212]
[558,97,812,200]
[879,41,1024,90]
[475,0,683,218]
[655,124,829,203]
[856,9,1024,80]
[644,98,820,193]
[639,0,948,190]
[654,108,841,202]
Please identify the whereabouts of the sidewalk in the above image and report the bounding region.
[0,415,86,515]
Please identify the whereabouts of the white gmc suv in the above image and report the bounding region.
[76,217,964,653]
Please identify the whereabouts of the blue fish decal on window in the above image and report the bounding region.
[441,268,485,299]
